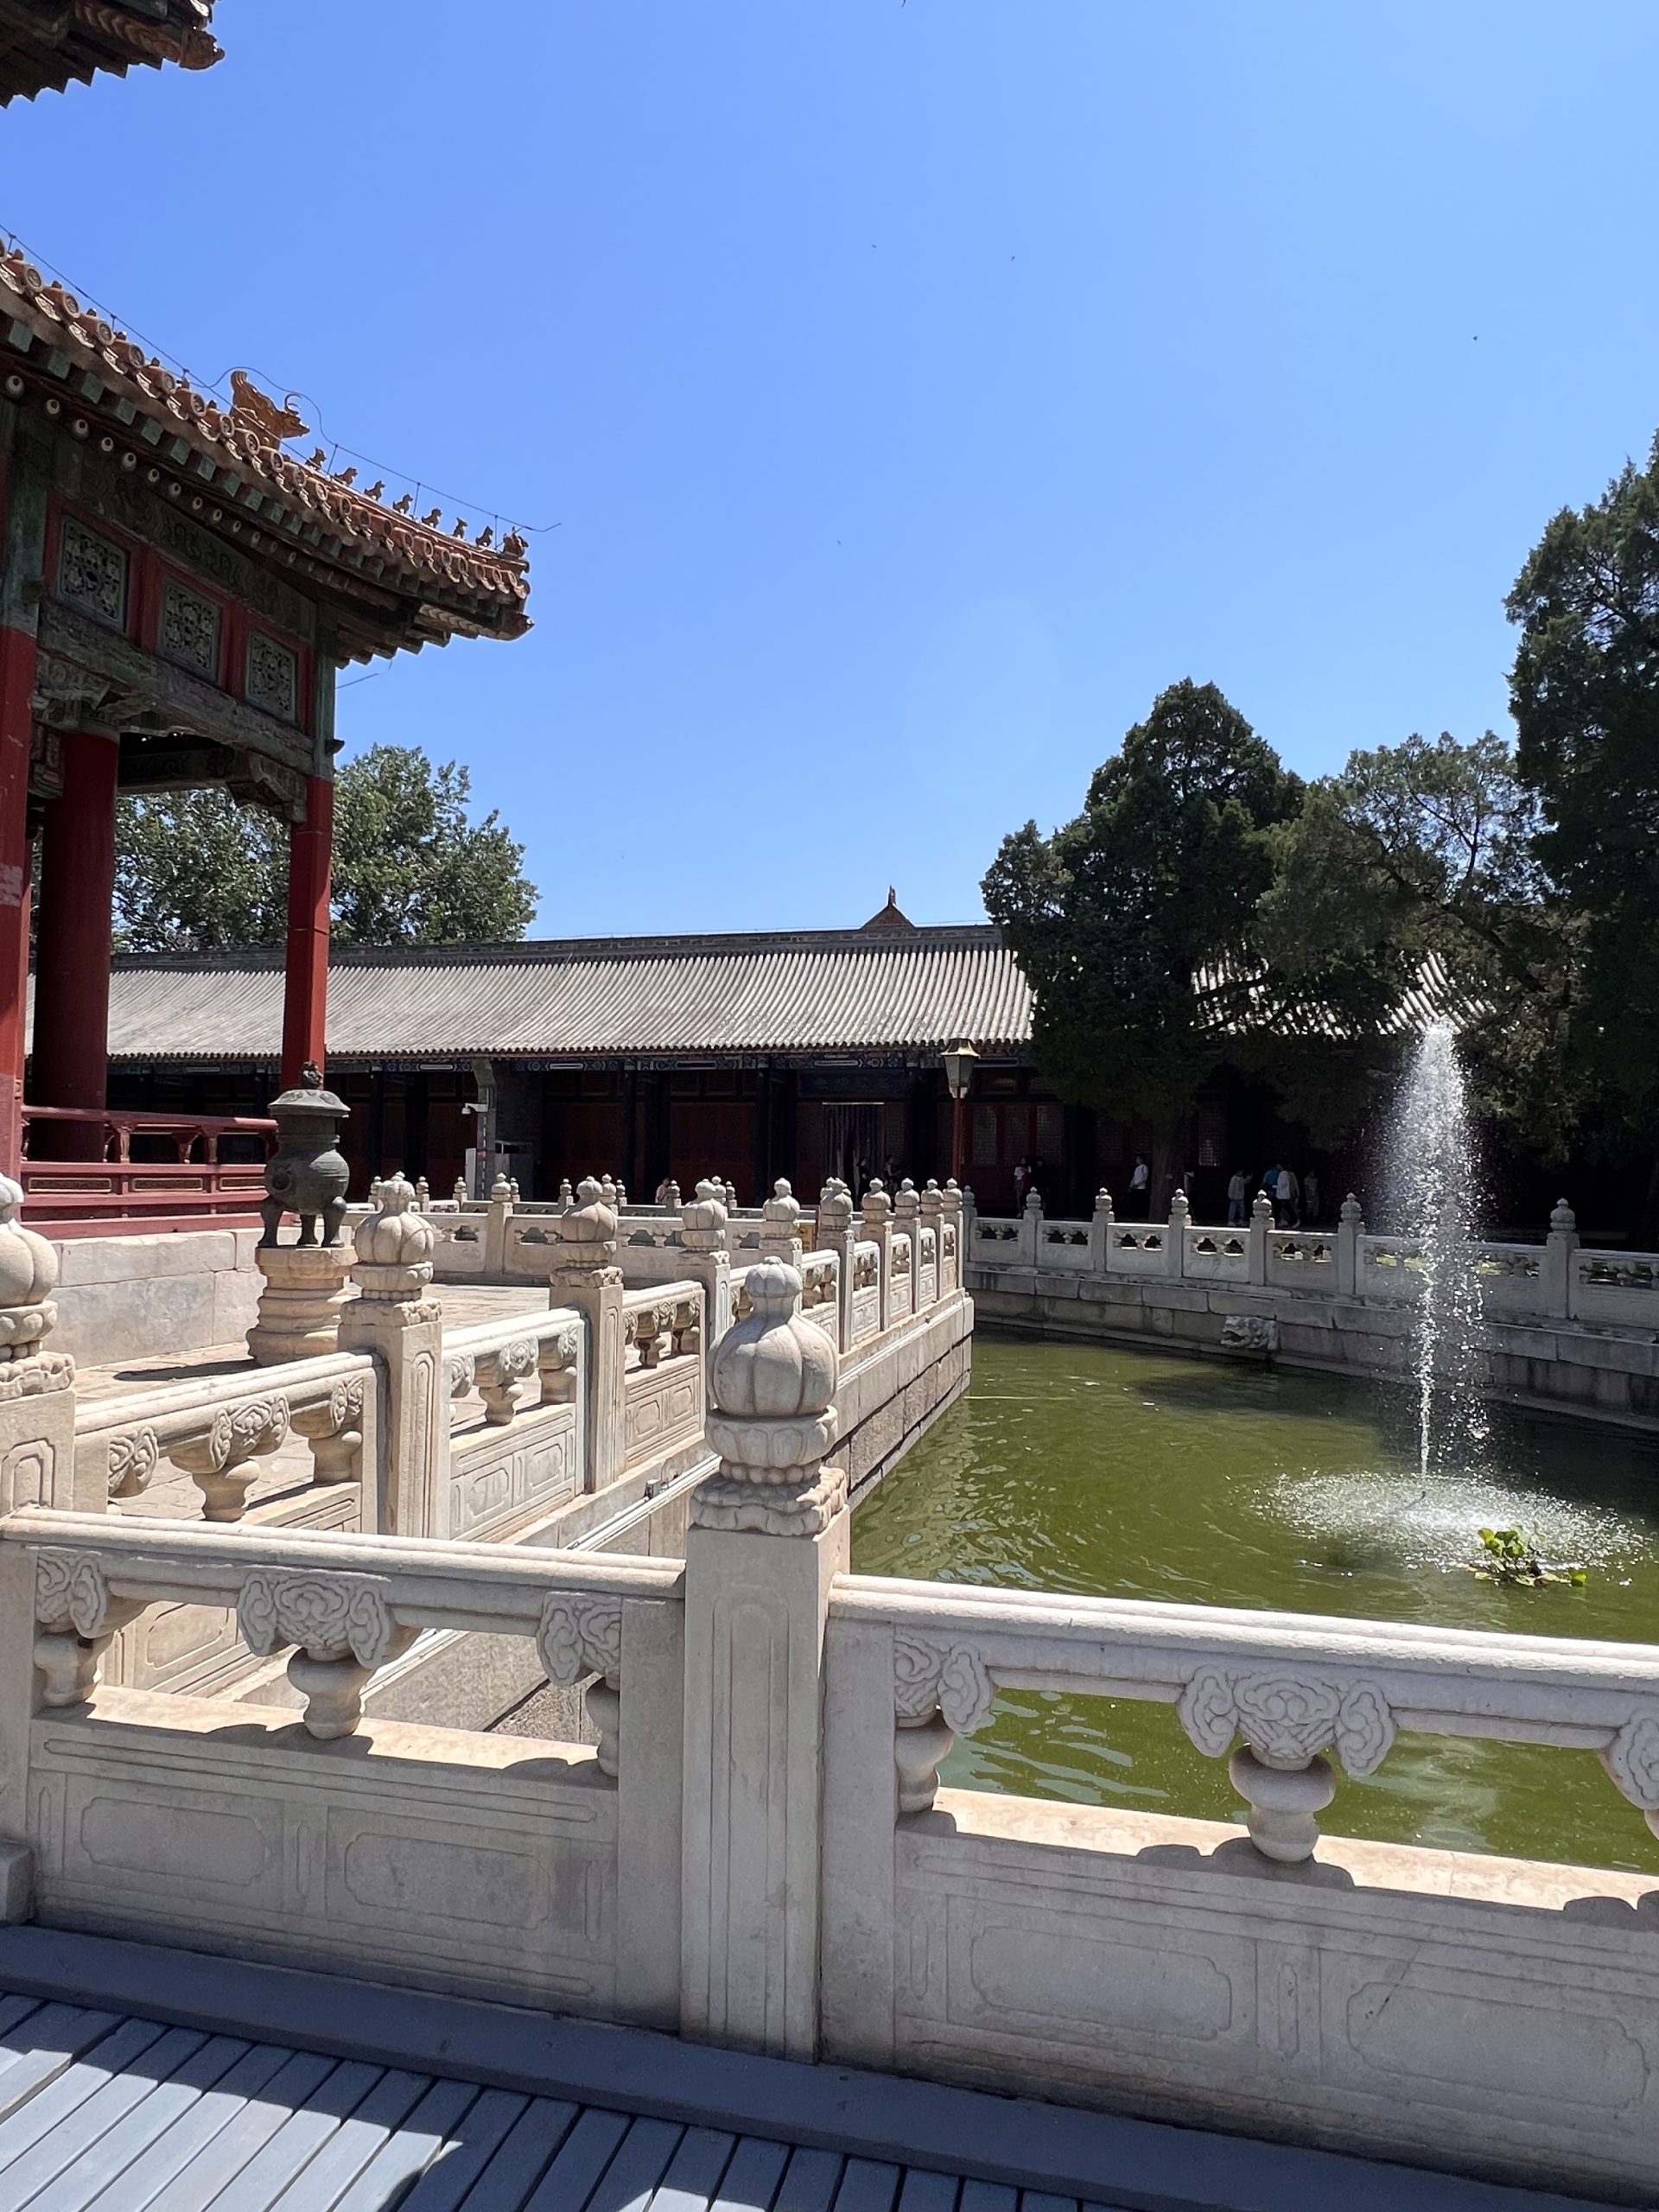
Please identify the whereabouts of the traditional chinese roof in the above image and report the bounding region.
[0,247,531,658]
[81,926,1033,1065]
[0,0,220,105]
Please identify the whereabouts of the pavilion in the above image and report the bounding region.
[0,239,531,1184]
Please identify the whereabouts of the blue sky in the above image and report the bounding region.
[8,2,1657,934]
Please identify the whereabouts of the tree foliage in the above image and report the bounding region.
[982,680,1300,1192]
[114,745,537,950]
[1507,433,1659,1132]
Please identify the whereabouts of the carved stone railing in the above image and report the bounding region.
[441,1306,585,1542]
[8,1509,679,1754]
[828,1575,1659,1861]
[74,1351,378,1528]
[850,1242,881,1344]
[621,1281,704,1471]
[968,1192,1659,1338]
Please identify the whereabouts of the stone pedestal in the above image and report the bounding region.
[247,1243,354,1365]
[550,1177,625,1493]
[338,1177,444,1537]
[681,1257,846,2062]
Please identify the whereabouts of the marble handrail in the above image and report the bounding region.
[73,1349,378,1521]
[831,1573,1659,1858]
[6,1508,681,1756]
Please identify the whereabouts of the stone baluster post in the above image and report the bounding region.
[452,1175,467,1205]
[1248,1189,1272,1287]
[679,1179,733,1396]
[559,1177,574,1205]
[893,1178,921,1294]
[680,1258,847,2059]
[758,1177,803,1268]
[1545,1198,1579,1322]
[918,1179,944,1302]
[663,1179,682,1211]
[550,1177,626,1493]
[939,1179,963,1295]
[339,1176,445,1537]
[0,1175,83,1513]
[816,1179,856,1350]
[1088,1185,1114,1274]
[861,1179,893,1330]
[415,1175,430,1210]
[485,1173,514,1276]
[1019,1185,1042,1268]
[723,1179,738,1214]
[1337,1192,1364,1299]
[1167,1186,1191,1281]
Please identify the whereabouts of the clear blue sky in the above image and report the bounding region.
[7,3,1656,935]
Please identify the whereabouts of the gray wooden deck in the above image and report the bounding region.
[0,1930,1606,2212]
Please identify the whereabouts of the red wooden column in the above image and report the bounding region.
[31,728,119,1160]
[281,773,333,1088]
[0,620,35,1177]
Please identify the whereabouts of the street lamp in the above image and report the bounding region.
[941,1039,979,1186]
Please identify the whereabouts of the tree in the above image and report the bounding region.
[1507,433,1659,1137]
[114,744,537,950]
[1255,732,1582,1163]
[982,680,1301,1203]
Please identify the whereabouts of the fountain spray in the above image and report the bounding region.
[1384,1022,1489,1483]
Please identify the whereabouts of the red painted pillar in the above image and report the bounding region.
[0,620,35,1177]
[31,728,119,1160]
[281,773,333,1089]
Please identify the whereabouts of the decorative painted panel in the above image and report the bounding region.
[158,577,221,677]
[56,516,127,628]
[245,631,299,722]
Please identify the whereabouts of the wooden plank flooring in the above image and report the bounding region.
[0,1990,1130,2212]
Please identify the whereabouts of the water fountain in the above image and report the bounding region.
[1383,1020,1490,1482]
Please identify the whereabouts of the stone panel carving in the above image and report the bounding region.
[245,631,298,721]
[1177,1665,1395,1777]
[56,515,127,626]
[35,1548,113,1638]
[158,577,220,675]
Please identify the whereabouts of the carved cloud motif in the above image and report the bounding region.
[238,1570,397,1666]
[35,1548,111,1637]
[1603,1713,1659,1812]
[893,1633,995,1736]
[1178,1665,1395,1777]
[536,1592,624,1686]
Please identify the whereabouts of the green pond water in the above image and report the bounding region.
[851,1332,1659,1874]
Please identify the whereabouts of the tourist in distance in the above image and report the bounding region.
[1128,1154,1149,1217]
[1274,1162,1301,1227]
[1013,1157,1031,1208]
[1304,1169,1321,1225]
[1226,1167,1249,1226]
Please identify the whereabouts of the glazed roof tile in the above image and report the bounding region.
[0,246,530,650]
[85,927,1033,1064]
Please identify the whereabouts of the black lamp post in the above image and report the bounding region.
[941,1039,979,1186]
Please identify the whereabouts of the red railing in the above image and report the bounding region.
[19,1107,276,1234]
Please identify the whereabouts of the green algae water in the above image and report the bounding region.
[851,1332,1659,1875]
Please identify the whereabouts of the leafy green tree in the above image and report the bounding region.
[982,680,1300,1202]
[1507,433,1659,1136]
[114,745,537,950]
[1255,732,1581,1162]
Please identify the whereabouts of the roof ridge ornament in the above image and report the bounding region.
[227,370,308,448]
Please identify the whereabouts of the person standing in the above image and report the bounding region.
[1226,1168,1248,1227]
[1304,1169,1321,1225]
[1275,1163,1300,1228]
[1128,1154,1150,1219]
[1013,1157,1031,1209]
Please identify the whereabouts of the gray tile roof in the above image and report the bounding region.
[74,929,1033,1065]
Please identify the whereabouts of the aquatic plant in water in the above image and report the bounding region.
[1383,1022,1490,1482]
[1465,1526,1586,1588]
